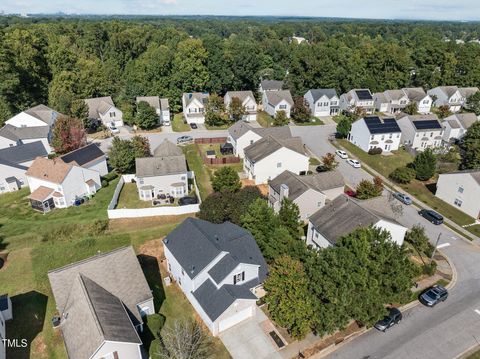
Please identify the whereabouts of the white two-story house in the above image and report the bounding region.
[259,80,284,97]
[304,89,339,117]
[182,92,209,124]
[374,90,410,114]
[402,87,433,114]
[339,89,375,114]
[442,113,478,143]
[428,86,479,113]
[224,91,258,122]
[84,96,124,127]
[5,104,59,129]
[396,114,443,151]
[262,90,294,118]
[243,135,309,184]
[348,116,402,153]
[163,217,268,336]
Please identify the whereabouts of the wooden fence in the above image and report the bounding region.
[194,137,227,144]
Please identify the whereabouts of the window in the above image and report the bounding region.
[423,99,429,104]
[250,140,254,144]
[416,133,419,137]
[139,178,144,185]
[279,105,287,110]
[331,101,338,106]
[381,135,385,140]
[168,263,171,271]
[109,112,115,118]
[181,176,186,180]
[370,135,374,140]
[458,186,464,193]
[181,268,184,276]
[430,132,434,137]
[233,271,245,285]
[389,133,393,139]
[397,133,400,138]
[178,278,181,285]
[323,102,329,106]
[454,198,463,207]
[277,162,282,168]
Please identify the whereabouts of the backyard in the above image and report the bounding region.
[257,110,274,127]
[116,183,180,209]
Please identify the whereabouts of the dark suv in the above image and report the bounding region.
[374,307,402,332]
[419,209,444,225]
[419,285,448,307]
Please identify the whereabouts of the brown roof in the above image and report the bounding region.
[52,191,63,198]
[26,157,73,184]
[85,179,95,186]
[29,186,54,201]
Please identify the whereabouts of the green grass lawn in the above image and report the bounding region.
[116,183,152,208]
[172,113,191,132]
[205,123,231,130]
[182,144,213,200]
[257,111,274,127]
[294,118,325,126]
[467,348,480,359]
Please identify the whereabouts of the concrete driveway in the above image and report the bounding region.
[220,309,283,359]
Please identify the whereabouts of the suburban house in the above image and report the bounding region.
[163,217,268,336]
[259,79,284,96]
[0,294,12,359]
[84,96,124,128]
[0,141,48,194]
[442,113,478,143]
[396,114,443,151]
[347,116,402,153]
[339,89,375,114]
[48,246,154,359]
[306,195,407,249]
[243,135,309,184]
[135,139,188,201]
[435,170,480,219]
[227,121,292,158]
[224,91,258,122]
[268,170,345,221]
[182,92,209,124]
[428,86,479,113]
[304,89,340,117]
[59,143,108,176]
[0,124,52,152]
[136,96,170,125]
[26,157,101,213]
[262,90,294,118]
[5,104,59,129]
[402,87,433,114]
[373,90,410,114]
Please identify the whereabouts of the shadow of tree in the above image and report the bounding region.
[6,291,48,359]
[0,223,7,251]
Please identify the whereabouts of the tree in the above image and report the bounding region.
[389,166,416,184]
[412,148,437,180]
[273,110,289,126]
[70,99,98,133]
[405,225,434,265]
[211,166,241,193]
[460,122,480,170]
[228,97,246,122]
[355,178,383,199]
[109,136,151,173]
[278,199,301,238]
[131,135,151,158]
[51,116,86,154]
[157,319,212,359]
[205,94,227,126]
[136,101,158,129]
[336,116,352,139]
[264,256,315,339]
[403,102,418,115]
[437,105,452,119]
[291,97,311,123]
[466,92,480,116]
[322,153,339,171]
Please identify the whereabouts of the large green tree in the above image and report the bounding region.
[109,136,151,173]
[211,166,241,193]
[136,101,158,129]
[460,122,480,169]
[412,148,437,180]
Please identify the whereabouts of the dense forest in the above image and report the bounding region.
[0,16,479,122]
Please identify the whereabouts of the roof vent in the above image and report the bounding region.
[191,265,195,274]
[214,235,219,241]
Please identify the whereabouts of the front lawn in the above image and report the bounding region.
[172,113,191,132]
[294,118,325,126]
[205,123,231,130]
[257,111,274,127]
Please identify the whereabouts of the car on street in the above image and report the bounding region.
[418,209,444,225]
[374,307,402,332]
[393,192,412,205]
[335,149,348,159]
[419,285,448,307]
[347,159,361,168]
[178,196,198,206]
[190,123,198,129]
[176,135,194,145]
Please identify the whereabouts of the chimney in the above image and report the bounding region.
[280,184,289,202]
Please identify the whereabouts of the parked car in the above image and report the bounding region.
[393,192,412,205]
[178,196,198,206]
[190,123,198,129]
[335,149,348,159]
[418,209,444,225]
[108,126,120,134]
[419,285,448,307]
[176,135,194,145]
[374,307,402,332]
[347,159,361,168]
[316,165,328,173]
[345,190,357,198]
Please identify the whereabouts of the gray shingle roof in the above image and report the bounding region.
[0,141,47,165]
[136,96,160,110]
[23,104,59,126]
[402,87,428,102]
[260,80,284,91]
[308,89,338,102]
[153,139,183,157]
[207,254,239,284]
[183,92,209,107]
[135,155,187,177]
[265,90,294,106]
[84,96,115,119]
[445,113,478,130]
[160,98,169,110]
[384,89,407,101]
[440,169,480,185]
[0,124,50,141]
[226,91,256,104]
[458,87,478,98]
[244,135,305,163]
[228,122,292,141]
[60,143,105,167]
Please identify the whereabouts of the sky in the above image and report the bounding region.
[1,0,480,21]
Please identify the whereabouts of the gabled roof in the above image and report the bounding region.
[228,122,292,141]
[135,155,187,177]
[402,87,429,102]
[439,169,480,185]
[136,96,160,110]
[309,195,400,245]
[384,89,408,102]
[23,104,59,126]
[458,87,478,98]
[264,90,294,107]
[226,91,256,104]
[444,113,478,130]
[269,170,345,200]
[183,92,209,107]
[26,157,73,184]
[84,96,115,119]
[352,89,373,101]
[160,98,169,110]
[0,124,50,141]
[59,144,105,167]
[398,113,441,130]
[244,135,305,163]
[260,80,284,91]
[362,116,402,134]
[0,141,47,166]
[153,139,183,157]
[434,86,460,98]
[307,89,338,102]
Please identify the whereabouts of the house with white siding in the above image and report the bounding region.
[442,113,478,143]
[374,90,410,114]
[243,135,309,184]
[306,195,407,249]
[428,86,479,113]
[5,104,59,129]
[435,170,480,220]
[347,116,402,153]
[268,170,345,221]
[48,246,154,359]
[59,143,108,177]
[396,114,443,151]
[224,91,258,122]
[262,90,294,118]
[182,92,209,124]
[339,89,375,114]
[84,96,123,128]
[304,89,340,117]
[163,217,268,336]
[402,88,432,114]
[0,124,52,152]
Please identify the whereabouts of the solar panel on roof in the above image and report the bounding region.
[356,90,373,100]
[364,117,401,134]
[412,120,442,130]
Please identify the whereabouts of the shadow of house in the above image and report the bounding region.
[425,182,437,195]
[6,291,48,359]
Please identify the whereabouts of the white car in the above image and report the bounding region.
[335,149,348,159]
[347,159,361,168]
[109,126,120,134]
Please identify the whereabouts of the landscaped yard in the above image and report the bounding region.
[172,113,191,132]
[294,117,325,126]
[116,182,153,208]
[182,144,213,199]
[257,110,274,127]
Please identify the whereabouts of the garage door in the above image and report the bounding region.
[218,306,253,332]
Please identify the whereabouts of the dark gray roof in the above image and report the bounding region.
[60,143,105,167]
[309,195,399,245]
[163,218,267,281]
[445,113,478,130]
[244,135,305,163]
[153,139,183,157]
[136,155,187,177]
[84,97,115,119]
[0,141,47,165]
[265,90,294,107]
[228,122,292,142]
[363,116,402,134]
[0,124,49,141]
[308,89,338,102]
[208,254,239,284]
[260,80,284,91]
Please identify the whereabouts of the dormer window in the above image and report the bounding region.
[233,271,245,285]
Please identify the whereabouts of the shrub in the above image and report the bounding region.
[146,313,166,338]
[101,180,109,187]
[368,147,382,155]
[355,178,382,199]
[102,171,118,182]
[422,261,437,276]
[88,219,109,235]
[149,338,165,359]
[389,166,416,184]
[413,149,437,181]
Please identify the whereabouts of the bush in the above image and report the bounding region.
[389,166,416,184]
[355,178,383,199]
[101,179,109,187]
[102,171,118,182]
[88,219,109,235]
[145,313,166,338]
[368,147,382,155]
[149,338,165,359]
[413,149,437,181]
[422,261,437,276]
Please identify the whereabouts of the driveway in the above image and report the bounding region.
[220,309,283,359]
